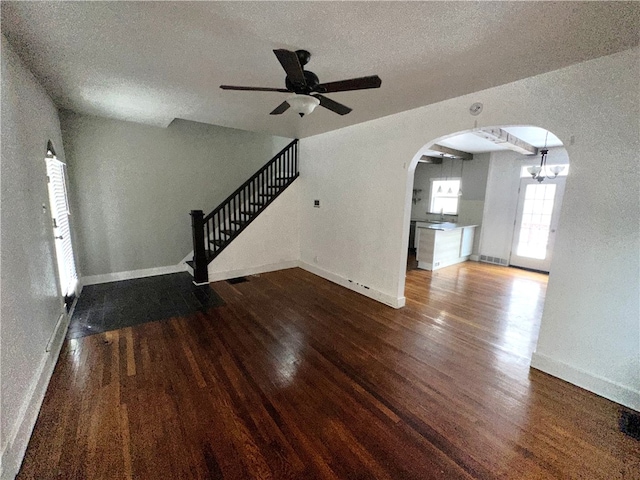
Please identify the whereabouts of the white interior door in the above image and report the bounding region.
[46,156,78,298]
[510,176,566,272]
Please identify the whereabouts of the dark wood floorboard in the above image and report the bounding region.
[18,264,640,479]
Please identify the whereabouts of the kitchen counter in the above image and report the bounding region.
[415,223,477,271]
[415,221,475,231]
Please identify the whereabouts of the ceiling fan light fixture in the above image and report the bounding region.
[287,94,320,117]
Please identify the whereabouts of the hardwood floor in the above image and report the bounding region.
[18,264,640,479]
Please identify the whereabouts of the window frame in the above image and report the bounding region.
[429,177,461,215]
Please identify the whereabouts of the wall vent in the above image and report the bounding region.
[480,255,509,266]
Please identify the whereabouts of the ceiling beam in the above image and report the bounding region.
[419,155,443,164]
[430,144,473,160]
[472,127,538,155]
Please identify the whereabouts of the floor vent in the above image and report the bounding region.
[620,410,640,441]
[480,255,509,266]
[227,277,248,284]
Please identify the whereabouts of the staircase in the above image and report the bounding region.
[188,139,299,284]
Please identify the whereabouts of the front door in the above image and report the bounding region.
[45,154,78,302]
[510,176,566,272]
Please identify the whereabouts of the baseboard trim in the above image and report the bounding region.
[469,254,480,262]
[0,311,70,480]
[82,264,187,286]
[208,260,299,282]
[531,352,640,411]
[298,262,405,309]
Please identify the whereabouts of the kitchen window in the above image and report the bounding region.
[430,179,461,215]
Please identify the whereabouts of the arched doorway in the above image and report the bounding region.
[399,125,570,358]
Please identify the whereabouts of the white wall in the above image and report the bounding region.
[300,48,640,410]
[0,36,70,479]
[60,112,291,278]
[479,147,569,261]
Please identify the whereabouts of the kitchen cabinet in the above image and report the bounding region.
[415,223,477,271]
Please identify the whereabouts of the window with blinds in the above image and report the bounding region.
[46,156,78,298]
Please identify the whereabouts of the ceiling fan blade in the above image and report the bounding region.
[273,49,306,86]
[220,85,290,92]
[270,101,290,115]
[313,94,352,116]
[316,75,381,93]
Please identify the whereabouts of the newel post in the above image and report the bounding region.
[190,210,208,284]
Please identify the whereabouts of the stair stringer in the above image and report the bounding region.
[184,180,300,282]
[208,179,300,281]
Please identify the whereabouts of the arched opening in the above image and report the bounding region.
[399,125,569,360]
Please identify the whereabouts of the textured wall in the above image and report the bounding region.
[300,48,640,410]
[1,36,68,477]
[60,112,290,277]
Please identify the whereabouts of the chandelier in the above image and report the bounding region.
[527,132,565,182]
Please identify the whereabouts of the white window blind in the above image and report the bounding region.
[46,157,78,297]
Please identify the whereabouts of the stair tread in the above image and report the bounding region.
[230,220,246,225]
[209,239,225,246]
[221,229,237,236]
[187,249,215,267]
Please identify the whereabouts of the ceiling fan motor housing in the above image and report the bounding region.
[220,48,381,116]
[295,49,311,66]
[286,70,320,94]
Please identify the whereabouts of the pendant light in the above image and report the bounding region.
[437,154,445,193]
[458,158,464,197]
[446,157,454,194]
[527,132,565,182]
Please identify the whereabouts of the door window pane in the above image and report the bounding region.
[516,184,556,259]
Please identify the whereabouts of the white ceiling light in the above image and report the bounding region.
[287,94,320,117]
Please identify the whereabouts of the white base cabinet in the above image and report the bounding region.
[416,224,476,271]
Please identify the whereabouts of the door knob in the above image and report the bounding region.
[55,235,64,240]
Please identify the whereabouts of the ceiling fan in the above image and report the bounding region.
[220,49,381,117]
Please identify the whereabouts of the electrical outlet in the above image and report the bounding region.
[314,200,320,208]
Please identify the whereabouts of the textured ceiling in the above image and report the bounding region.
[2,2,639,139]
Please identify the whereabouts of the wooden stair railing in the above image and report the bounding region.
[188,139,299,283]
